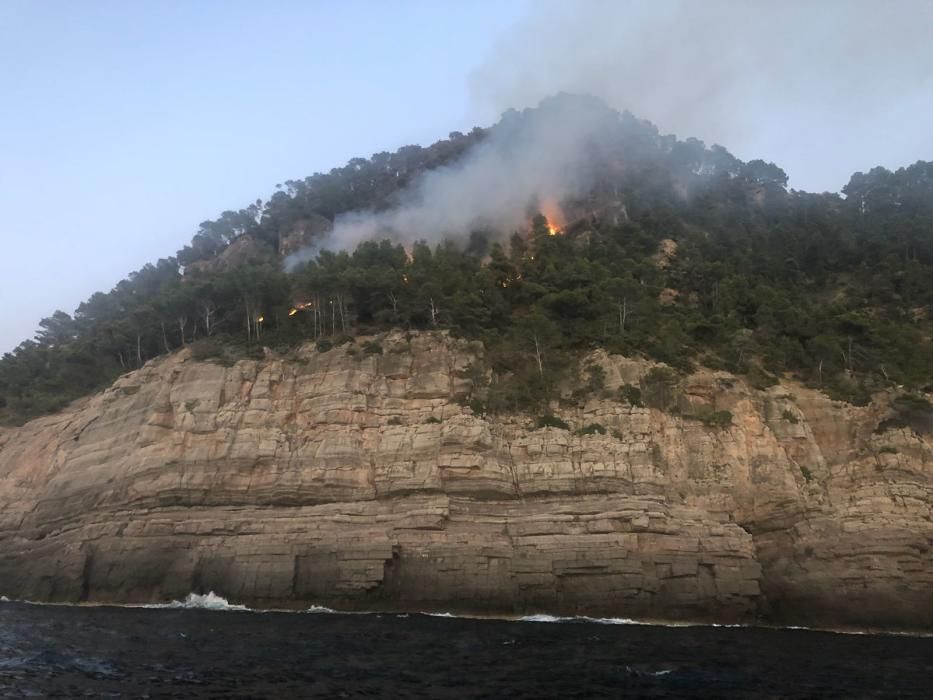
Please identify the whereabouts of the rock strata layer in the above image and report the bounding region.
[0,332,930,630]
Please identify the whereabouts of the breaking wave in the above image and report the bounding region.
[139,592,249,611]
[519,613,640,625]
[305,605,336,614]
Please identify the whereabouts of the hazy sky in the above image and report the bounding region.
[2,0,931,354]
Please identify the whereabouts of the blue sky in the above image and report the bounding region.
[0,1,529,353]
[1,0,931,354]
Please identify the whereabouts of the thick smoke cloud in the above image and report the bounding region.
[287,0,933,267]
[286,95,618,269]
[469,0,933,193]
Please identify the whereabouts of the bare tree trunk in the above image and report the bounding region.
[245,302,252,341]
[160,321,171,354]
[117,352,126,369]
[201,302,215,336]
[429,297,438,327]
[177,316,186,346]
[617,298,627,333]
[136,333,142,368]
[388,292,399,321]
[533,333,544,377]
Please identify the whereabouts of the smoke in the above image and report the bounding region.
[286,0,933,267]
[469,0,933,193]
[285,94,619,270]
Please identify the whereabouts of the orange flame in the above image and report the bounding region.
[540,200,565,236]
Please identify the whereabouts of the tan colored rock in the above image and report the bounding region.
[0,331,930,630]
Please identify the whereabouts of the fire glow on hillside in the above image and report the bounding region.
[541,200,565,235]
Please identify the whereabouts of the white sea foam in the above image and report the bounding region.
[140,592,249,611]
[519,614,639,625]
[305,605,337,614]
[424,612,455,618]
[0,596,9,602]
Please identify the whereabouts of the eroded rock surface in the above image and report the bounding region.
[0,332,930,630]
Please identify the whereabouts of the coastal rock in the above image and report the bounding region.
[0,332,930,630]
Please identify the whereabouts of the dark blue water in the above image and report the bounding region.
[1,600,930,698]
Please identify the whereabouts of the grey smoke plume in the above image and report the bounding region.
[284,94,618,270]
[470,0,933,193]
[287,0,933,268]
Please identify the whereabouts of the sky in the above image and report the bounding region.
[1,0,931,354]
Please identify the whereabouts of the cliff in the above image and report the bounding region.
[0,332,930,631]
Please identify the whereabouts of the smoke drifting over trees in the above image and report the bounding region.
[286,95,620,269]
[283,0,933,267]
[470,0,933,193]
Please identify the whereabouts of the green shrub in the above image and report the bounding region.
[575,423,606,436]
[536,414,570,430]
[619,384,643,407]
[583,363,607,394]
[387,416,402,426]
[315,339,334,353]
[878,445,898,454]
[800,466,813,482]
[746,364,778,390]
[781,409,799,424]
[425,416,442,424]
[686,405,733,428]
[468,398,486,416]
[362,340,383,355]
[875,393,933,435]
[641,367,679,411]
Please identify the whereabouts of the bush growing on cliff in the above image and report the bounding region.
[687,406,733,428]
[641,367,680,411]
[619,384,643,407]
[536,414,570,430]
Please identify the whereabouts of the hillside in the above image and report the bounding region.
[1,95,932,629]
[2,93,932,431]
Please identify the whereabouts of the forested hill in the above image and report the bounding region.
[2,94,932,426]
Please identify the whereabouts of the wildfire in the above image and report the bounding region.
[541,200,566,236]
[288,302,315,316]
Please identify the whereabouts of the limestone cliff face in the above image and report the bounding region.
[0,332,930,630]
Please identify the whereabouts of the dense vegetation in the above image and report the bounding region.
[2,95,932,425]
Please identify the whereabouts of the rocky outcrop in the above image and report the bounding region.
[185,235,275,275]
[0,332,930,631]
[278,214,334,258]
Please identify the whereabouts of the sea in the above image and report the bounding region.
[1,594,930,698]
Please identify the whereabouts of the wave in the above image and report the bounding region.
[305,605,337,614]
[519,613,640,625]
[138,592,249,611]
